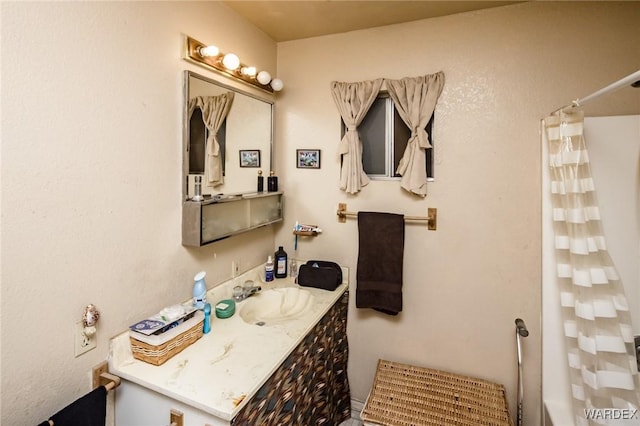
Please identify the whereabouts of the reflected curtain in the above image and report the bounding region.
[330,79,383,194]
[544,110,639,425]
[386,72,444,197]
[189,92,235,187]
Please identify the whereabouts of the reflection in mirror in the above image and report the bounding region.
[189,108,207,174]
[183,71,273,200]
[188,93,234,186]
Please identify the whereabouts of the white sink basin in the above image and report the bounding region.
[239,287,314,325]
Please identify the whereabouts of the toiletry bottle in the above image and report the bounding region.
[203,303,211,334]
[267,171,278,192]
[192,175,204,201]
[257,170,264,192]
[265,255,274,282]
[289,258,298,280]
[275,246,288,279]
[193,271,207,310]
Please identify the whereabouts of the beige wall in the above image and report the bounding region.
[274,2,640,425]
[2,2,639,426]
[1,2,277,425]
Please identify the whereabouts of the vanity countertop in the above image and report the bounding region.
[109,264,348,421]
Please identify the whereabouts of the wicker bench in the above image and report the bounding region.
[361,359,513,426]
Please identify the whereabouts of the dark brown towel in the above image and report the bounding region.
[47,386,107,426]
[356,212,405,315]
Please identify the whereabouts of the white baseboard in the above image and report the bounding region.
[351,398,365,420]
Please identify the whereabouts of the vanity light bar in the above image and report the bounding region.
[183,36,278,94]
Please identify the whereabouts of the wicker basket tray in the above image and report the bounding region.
[361,359,513,426]
[130,318,203,366]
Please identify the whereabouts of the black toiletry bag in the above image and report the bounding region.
[298,260,342,291]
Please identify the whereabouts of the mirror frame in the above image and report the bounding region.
[182,70,274,201]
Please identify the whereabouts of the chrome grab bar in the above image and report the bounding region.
[515,318,529,426]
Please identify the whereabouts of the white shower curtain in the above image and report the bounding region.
[544,110,640,425]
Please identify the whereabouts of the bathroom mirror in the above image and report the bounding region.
[183,70,273,199]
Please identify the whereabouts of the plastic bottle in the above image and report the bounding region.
[275,246,288,279]
[267,171,278,192]
[203,303,211,334]
[265,256,274,282]
[257,170,264,192]
[192,175,204,201]
[289,258,298,279]
[193,271,207,310]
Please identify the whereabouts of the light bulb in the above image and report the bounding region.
[241,66,257,77]
[222,53,240,70]
[270,78,284,91]
[257,71,272,85]
[198,45,219,57]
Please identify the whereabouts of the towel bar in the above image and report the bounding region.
[336,203,437,230]
[44,364,121,426]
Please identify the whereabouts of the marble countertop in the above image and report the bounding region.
[109,263,348,420]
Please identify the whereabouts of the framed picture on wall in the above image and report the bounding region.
[239,150,261,168]
[296,149,321,169]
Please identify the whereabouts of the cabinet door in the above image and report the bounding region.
[116,380,229,426]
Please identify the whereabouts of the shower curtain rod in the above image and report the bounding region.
[551,69,640,115]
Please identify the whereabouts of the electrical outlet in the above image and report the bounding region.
[232,260,239,277]
[74,320,96,357]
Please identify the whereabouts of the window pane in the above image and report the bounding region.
[393,109,410,177]
[360,98,387,175]
[218,120,227,176]
[189,108,206,174]
[188,109,227,176]
[392,110,435,179]
[425,115,434,179]
[340,95,435,180]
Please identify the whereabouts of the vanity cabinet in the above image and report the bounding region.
[182,191,283,246]
[115,382,226,425]
[232,291,350,425]
[113,286,350,426]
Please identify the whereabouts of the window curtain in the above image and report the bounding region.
[386,72,444,197]
[189,92,235,187]
[330,79,383,194]
[544,110,639,425]
[188,97,200,121]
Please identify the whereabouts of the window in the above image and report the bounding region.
[343,93,434,180]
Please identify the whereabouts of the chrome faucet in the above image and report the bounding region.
[233,281,262,301]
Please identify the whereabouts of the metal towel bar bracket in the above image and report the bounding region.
[336,203,437,230]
